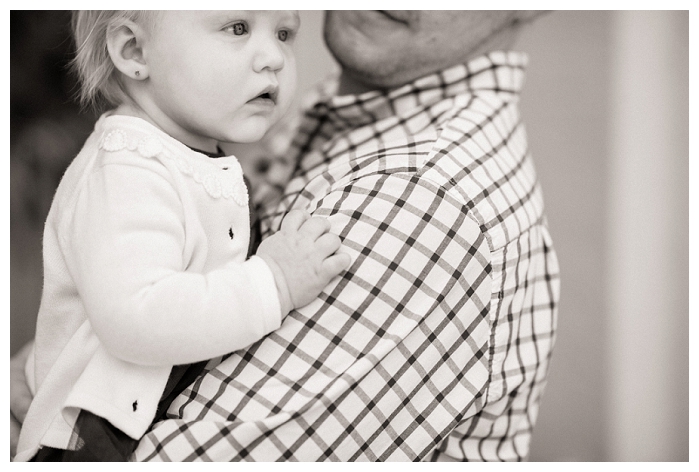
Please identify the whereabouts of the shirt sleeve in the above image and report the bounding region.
[61,154,282,367]
[133,171,493,461]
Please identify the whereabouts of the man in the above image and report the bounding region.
[12,11,559,461]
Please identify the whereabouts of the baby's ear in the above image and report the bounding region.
[106,20,149,81]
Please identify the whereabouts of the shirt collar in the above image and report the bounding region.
[308,51,528,130]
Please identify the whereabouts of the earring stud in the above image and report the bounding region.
[135,71,140,77]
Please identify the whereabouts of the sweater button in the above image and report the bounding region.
[229,227,234,240]
[132,400,138,412]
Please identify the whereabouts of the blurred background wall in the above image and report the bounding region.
[10,10,689,461]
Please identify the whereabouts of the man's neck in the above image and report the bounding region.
[336,73,379,96]
[336,22,521,97]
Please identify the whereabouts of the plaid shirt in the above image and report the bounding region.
[133,51,560,462]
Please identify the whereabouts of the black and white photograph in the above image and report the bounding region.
[9,8,690,462]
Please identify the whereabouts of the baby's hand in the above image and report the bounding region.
[257,210,351,314]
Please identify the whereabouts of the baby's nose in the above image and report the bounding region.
[253,40,284,73]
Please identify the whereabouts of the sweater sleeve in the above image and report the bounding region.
[61,155,282,366]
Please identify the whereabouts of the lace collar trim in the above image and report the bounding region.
[97,119,248,206]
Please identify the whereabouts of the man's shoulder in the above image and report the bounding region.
[417,93,545,251]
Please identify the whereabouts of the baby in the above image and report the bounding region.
[14,11,350,461]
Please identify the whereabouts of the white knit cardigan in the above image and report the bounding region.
[15,114,282,461]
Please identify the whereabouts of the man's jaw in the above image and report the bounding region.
[377,11,418,27]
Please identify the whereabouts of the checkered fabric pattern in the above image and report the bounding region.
[133,51,560,462]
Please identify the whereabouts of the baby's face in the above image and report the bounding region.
[142,11,299,147]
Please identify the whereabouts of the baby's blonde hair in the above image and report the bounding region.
[70,10,157,110]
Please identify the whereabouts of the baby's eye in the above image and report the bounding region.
[225,22,248,35]
[277,29,289,42]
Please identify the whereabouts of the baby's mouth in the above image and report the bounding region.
[249,87,278,105]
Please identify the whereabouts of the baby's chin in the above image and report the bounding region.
[220,117,280,144]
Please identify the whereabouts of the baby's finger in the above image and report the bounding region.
[315,232,342,257]
[281,209,310,232]
[299,216,330,241]
[320,253,352,279]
